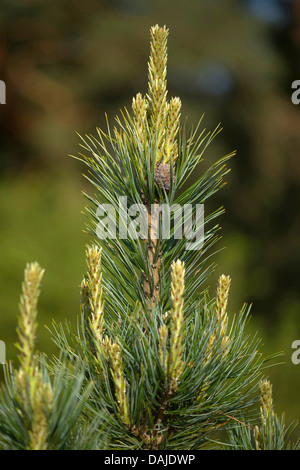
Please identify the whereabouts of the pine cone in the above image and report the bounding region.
[154,163,176,191]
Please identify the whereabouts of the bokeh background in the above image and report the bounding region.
[1,0,300,438]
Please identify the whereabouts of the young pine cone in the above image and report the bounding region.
[154,163,176,191]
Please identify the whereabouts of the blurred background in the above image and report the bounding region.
[0,0,300,438]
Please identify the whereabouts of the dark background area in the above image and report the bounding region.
[1,0,300,437]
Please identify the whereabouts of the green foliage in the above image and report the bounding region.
[225,414,300,450]
[0,23,298,451]
[0,362,102,450]
[0,173,86,365]
[0,261,103,450]
[225,399,300,450]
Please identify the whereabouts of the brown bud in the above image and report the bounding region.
[154,163,176,191]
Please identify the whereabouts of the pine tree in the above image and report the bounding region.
[0,24,298,451]
[0,263,102,450]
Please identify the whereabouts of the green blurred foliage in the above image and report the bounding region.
[0,172,87,359]
[0,0,300,437]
